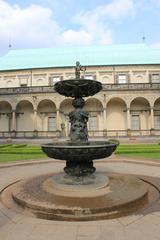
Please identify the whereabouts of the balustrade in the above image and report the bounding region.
[0,83,159,95]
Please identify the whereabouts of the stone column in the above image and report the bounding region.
[103,108,107,130]
[103,108,107,137]
[126,108,131,137]
[127,108,131,129]
[150,107,154,129]
[41,113,46,131]
[11,110,16,131]
[33,109,38,131]
[56,109,60,130]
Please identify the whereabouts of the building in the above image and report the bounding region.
[0,43,160,139]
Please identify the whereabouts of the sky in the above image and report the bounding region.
[0,0,160,56]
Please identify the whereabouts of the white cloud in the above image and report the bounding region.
[61,30,93,45]
[71,0,135,45]
[0,0,136,55]
[0,0,61,53]
[74,0,135,24]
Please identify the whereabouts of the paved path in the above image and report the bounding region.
[1,156,160,240]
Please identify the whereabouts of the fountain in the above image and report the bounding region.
[41,61,117,177]
[2,62,159,222]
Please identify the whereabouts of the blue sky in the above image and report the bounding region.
[0,0,160,56]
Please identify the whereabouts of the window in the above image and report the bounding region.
[20,83,27,87]
[84,75,95,80]
[18,75,29,87]
[154,115,160,129]
[117,74,127,84]
[50,76,61,85]
[131,115,140,130]
[48,117,56,131]
[151,74,160,83]
[88,116,97,131]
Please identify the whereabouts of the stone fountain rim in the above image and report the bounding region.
[55,78,102,85]
[54,78,102,97]
[41,141,117,149]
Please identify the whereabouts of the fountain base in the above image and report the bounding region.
[2,172,158,221]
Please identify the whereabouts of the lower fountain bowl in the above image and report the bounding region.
[41,141,117,162]
[41,141,117,176]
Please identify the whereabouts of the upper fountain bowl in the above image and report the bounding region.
[54,79,102,98]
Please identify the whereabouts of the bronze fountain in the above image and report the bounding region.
[41,62,117,176]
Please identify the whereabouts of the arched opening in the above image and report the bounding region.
[0,101,12,131]
[85,98,103,132]
[106,98,127,132]
[59,99,73,136]
[37,99,56,131]
[130,97,150,131]
[154,98,160,129]
[16,100,34,131]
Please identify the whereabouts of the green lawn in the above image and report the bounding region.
[116,144,160,160]
[0,144,47,163]
[0,143,159,164]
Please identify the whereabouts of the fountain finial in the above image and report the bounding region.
[75,61,86,79]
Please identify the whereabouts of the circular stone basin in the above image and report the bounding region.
[41,141,117,162]
[6,172,159,221]
[54,79,102,98]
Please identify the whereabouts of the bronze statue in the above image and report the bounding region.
[75,61,86,79]
[69,97,88,142]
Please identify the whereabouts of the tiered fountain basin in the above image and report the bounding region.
[41,141,117,160]
[41,141,117,176]
[42,76,118,176]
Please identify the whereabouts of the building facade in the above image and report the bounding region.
[0,44,160,138]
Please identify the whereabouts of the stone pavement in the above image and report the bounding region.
[1,156,160,240]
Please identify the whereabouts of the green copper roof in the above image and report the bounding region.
[0,44,160,71]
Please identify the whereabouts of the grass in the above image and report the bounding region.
[116,144,160,160]
[0,144,47,163]
[0,143,159,163]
